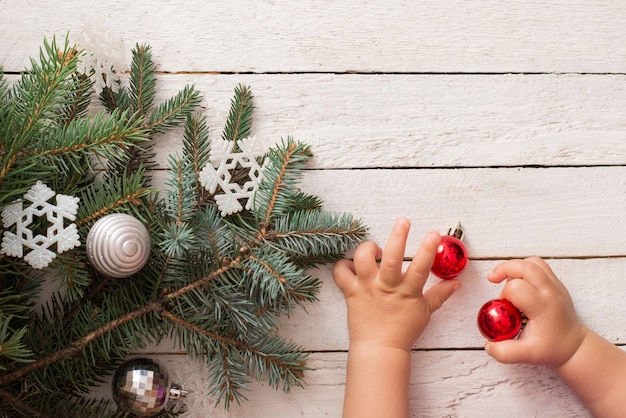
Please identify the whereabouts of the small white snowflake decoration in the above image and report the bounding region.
[199,136,271,216]
[1,181,80,269]
[74,20,125,94]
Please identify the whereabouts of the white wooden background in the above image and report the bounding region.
[2,1,626,417]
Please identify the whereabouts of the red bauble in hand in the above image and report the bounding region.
[431,223,468,280]
[477,299,523,342]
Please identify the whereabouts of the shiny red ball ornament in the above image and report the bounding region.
[431,223,468,280]
[477,299,523,342]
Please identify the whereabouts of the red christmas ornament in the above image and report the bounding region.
[477,299,523,342]
[431,223,468,280]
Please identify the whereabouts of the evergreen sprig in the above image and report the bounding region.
[222,84,254,147]
[0,37,368,417]
[0,315,34,370]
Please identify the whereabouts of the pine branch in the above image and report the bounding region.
[272,210,368,263]
[0,316,34,369]
[11,36,77,140]
[99,81,130,114]
[161,309,239,347]
[0,301,162,387]
[163,154,197,223]
[222,84,254,149]
[254,138,313,225]
[243,334,309,393]
[76,169,153,227]
[50,252,92,303]
[0,387,48,418]
[0,36,80,200]
[147,85,202,134]
[243,249,321,311]
[208,347,249,408]
[33,109,147,158]
[60,72,93,125]
[129,43,157,117]
[182,112,210,193]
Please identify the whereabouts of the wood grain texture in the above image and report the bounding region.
[93,352,595,417]
[6,72,626,167]
[300,167,626,258]
[2,1,626,73]
[146,73,626,169]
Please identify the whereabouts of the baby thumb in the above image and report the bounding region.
[424,279,461,313]
[484,340,526,364]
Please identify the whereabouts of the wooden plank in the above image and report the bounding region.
[148,73,626,169]
[6,73,626,168]
[109,72,626,169]
[298,166,626,258]
[2,1,626,73]
[93,351,594,417]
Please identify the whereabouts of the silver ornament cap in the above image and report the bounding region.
[112,358,170,417]
[86,213,150,278]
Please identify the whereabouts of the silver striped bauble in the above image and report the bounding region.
[86,213,150,278]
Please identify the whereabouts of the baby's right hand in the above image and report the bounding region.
[484,257,587,368]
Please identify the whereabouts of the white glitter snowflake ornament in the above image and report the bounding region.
[74,20,125,95]
[199,136,271,216]
[1,181,80,269]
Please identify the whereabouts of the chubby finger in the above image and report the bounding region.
[379,218,411,286]
[352,241,381,281]
[499,278,544,319]
[423,279,462,313]
[404,230,441,293]
[488,259,553,290]
[525,256,559,281]
[332,258,356,293]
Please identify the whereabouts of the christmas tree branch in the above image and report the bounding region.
[0,302,162,387]
[0,250,246,387]
[161,309,239,346]
[61,276,113,328]
[76,188,152,227]
[222,84,253,148]
[247,255,287,284]
[34,125,142,158]
[164,254,243,301]
[261,141,299,227]
[0,153,22,185]
[182,113,210,195]
[147,85,201,133]
[0,387,47,418]
[129,44,156,117]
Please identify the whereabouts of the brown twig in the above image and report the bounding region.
[161,310,239,347]
[0,302,162,387]
[0,387,48,418]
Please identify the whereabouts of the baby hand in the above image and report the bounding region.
[333,218,461,352]
[484,257,587,367]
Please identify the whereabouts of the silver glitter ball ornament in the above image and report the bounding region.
[112,358,170,416]
[86,213,150,278]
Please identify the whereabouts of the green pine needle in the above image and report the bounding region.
[0,316,34,370]
[129,43,157,116]
[222,84,254,148]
